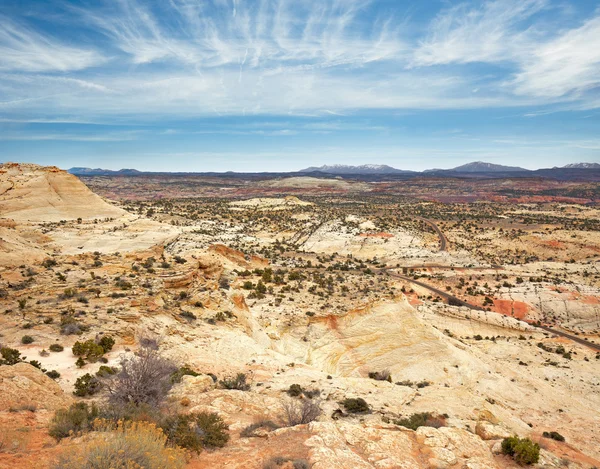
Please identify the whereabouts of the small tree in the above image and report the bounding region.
[281,399,321,426]
[103,347,177,406]
[73,373,101,397]
[502,436,540,465]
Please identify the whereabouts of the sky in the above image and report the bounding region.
[1,0,599,172]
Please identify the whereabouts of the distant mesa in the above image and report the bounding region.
[69,167,142,176]
[442,161,528,173]
[299,164,415,175]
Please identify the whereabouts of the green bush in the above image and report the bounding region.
[46,370,61,380]
[542,431,565,442]
[73,373,101,397]
[501,436,540,465]
[341,398,369,413]
[49,402,99,440]
[98,336,115,352]
[49,343,64,352]
[219,373,250,391]
[96,365,118,377]
[21,335,34,344]
[287,384,303,397]
[72,340,105,362]
[170,365,200,384]
[0,346,21,365]
[394,412,441,430]
[161,412,229,452]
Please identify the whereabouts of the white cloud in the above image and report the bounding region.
[79,0,405,70]
[511,16,600,97]
[0,16,104,72]
[411,0,547,67]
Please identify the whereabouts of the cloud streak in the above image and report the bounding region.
[0,16,104,72]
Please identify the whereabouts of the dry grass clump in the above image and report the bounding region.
[53,419,187,469]
[281,399,321,426]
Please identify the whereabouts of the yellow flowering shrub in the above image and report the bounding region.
[53,419,187,469]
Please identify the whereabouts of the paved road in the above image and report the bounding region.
[415,216,447,251]
[536,325,600,352]
[383,269,600,353]
[385,270,485,310]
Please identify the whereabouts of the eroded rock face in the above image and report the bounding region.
[305,421,503,469]
[0,163,125,222]
[277,299,488,382]
[0,362,73,411]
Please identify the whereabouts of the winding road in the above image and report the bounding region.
[415,216,447,251]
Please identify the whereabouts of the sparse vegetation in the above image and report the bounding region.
[52,419,187,469]
[501,436,540,465]
[341,397,369,414]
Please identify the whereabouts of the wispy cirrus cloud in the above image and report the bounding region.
[411,0,547,67]
[1,0,599,172]
[78,0,404,70]
[0,16,104,72]
[511,15,600,98]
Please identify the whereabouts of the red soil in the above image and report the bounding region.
[492,299,530,320]
[541,239,566,249]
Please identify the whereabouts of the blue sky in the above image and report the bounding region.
[1,0,599,171]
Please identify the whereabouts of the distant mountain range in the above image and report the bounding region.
[68,161,600,178]
[300,164,415,174]
[444,161,527,173]
[561,163,600,169]
[69,167,142,176]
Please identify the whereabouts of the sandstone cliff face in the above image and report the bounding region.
[0,163,126,222]
[0,163,180,266]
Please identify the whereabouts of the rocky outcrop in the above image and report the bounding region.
[0,362,73,411]
[0,163,126,222]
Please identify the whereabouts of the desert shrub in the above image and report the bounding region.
[29,360,43,369]
[542,431,565,442]
[170,365,200,384]
[49,343,64,352]
[49,402,99,440]
[240,420,280,438]
[72,340,105,362]
[219,372,250,391]
[394,412,443,430]
[21,335,34,344]
[287,384,303,397]
[60,316,87,335]
[46,370,61,380]
[281,399,321,426]
[263,457,310,469]
[73,373,101,397]
[104,347,177,407]
[341,398,369,414]
[368,369,392,382]
[98,335,115,352]
[52,420,186,469]
[180,311,197,321]
[501,436,540,465]
[75,357,86,368]
[0,346,21,365]
[161,412,229,451]
[42,258,58,268]
[139,337,159,350]
[96,365,118,377]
